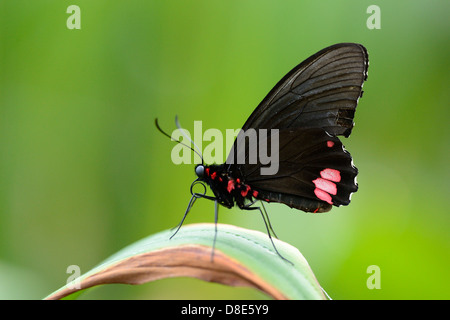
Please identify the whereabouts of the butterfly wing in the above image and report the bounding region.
[240,128,358,212]
[240,43,368,137]
[226,43,368,212]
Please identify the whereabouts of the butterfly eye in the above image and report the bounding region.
[195,165,205,178]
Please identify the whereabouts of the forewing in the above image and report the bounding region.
[241,43,368,137]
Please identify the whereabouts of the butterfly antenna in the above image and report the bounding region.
[174,115,204,163]
[155,118,204,164]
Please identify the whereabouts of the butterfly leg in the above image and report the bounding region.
[170,192,217,239]
[259,201,279,239]
[170,191,221,263]
[170,193,198,239]
[211,200,218,262]
[171,178,218,238]
[241,204,293,265]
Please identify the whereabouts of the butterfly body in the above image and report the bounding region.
[196,164,257,210]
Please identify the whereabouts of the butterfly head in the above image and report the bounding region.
[195,164,205,179]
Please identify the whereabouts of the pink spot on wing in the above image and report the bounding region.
[314,188,333,204]
[313,178,337,195]
[210,171,217,180]
[327,140,334,148]
[320,168,341,182]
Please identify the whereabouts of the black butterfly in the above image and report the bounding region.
[156,43,368,262]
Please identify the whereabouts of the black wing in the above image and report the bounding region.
[240,43,368,137]
[241,128,358,212]
[226,43,367,212]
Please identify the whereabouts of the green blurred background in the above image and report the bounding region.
[0,0,448,299]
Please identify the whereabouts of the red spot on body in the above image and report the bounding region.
[252,190,259,197]
[236,178,241,184]
[227,180,235,193]
[205,168,210,176]
[313,178,337,195]
[241,185,251,197]
[327,140,334,148]
[219,177,223,182]
[313,208,319,213]
[320,168,341,182]
[210,171,217,180]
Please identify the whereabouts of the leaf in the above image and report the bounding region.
[45,223,326,300]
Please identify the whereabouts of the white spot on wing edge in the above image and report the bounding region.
[340,143,358,204]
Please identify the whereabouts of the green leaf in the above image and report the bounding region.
[45,223,326,300]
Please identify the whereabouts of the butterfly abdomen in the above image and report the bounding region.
[255,189,332,213]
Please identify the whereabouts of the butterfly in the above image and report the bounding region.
[156,43,369,262]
